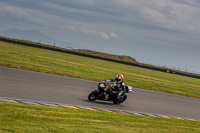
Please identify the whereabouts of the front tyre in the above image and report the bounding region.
[113,99,120,104]
[121,94,127,103]
[113,94,127,104]
[88,90,98,101]
[113,96,120,104]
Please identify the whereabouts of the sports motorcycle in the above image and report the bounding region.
[88,80,133,104]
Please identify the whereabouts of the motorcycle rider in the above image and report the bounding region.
[106,74,126,99]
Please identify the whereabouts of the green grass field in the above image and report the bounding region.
[0,101,200,133]
[0,41,200,98]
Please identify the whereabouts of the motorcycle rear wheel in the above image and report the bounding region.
[88,90,98,101]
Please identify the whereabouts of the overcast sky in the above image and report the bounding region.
[0,0,200,73]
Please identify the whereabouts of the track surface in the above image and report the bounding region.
[0,66,200,120]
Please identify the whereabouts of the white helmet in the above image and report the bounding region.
[115,74,124,83]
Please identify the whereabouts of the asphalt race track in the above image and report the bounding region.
[0,66,200,120]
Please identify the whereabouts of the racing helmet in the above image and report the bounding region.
[115,74,124,83]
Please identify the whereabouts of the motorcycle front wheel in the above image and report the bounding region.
[113,94,127,104]
[121,94,127,103]
[88,90,98,101]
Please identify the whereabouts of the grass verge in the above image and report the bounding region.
[0,101,200,133]
[0,41,200,98]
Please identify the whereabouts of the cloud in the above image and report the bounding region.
[0,4,29,19]
[68,27,121,41]
[2,0,199,35]
[110,31,121,40]
[100,32,109,40]
[110,31,118,38]
[80,28,98,35]
[69,27,76,32]
[0,3,48,27]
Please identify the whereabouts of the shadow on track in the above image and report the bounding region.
[79,99,116,105]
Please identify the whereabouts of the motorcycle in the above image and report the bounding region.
[88,80,133,104]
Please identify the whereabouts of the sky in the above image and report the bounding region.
[0,0,200,73]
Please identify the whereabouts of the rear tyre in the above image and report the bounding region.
[88,90,98,101]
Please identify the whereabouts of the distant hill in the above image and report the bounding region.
[73,49,137,63]
[0,28,85,49]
